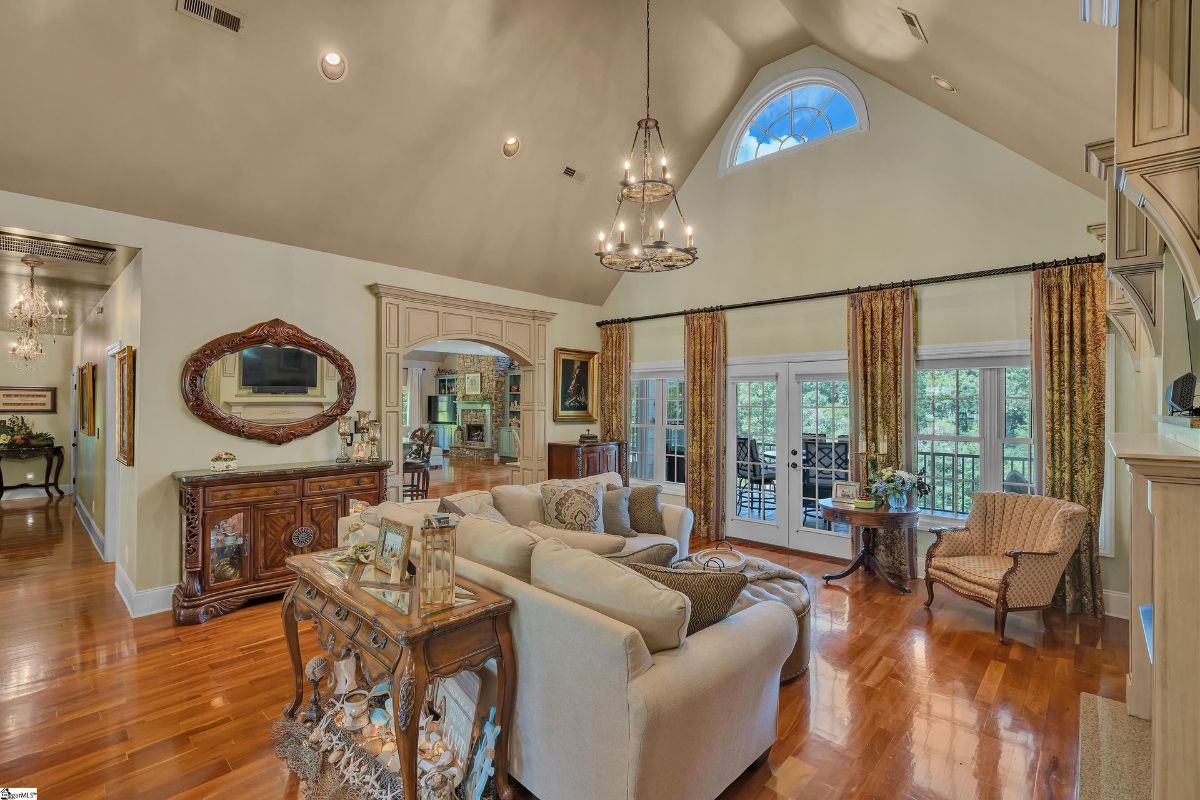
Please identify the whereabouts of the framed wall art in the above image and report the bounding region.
[0,387,57,414]
[463,372,482,395]
[77,362,96,437]
[552,348,597,422]
[115,346,135,466]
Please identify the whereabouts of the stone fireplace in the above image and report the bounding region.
[451,399,494,460]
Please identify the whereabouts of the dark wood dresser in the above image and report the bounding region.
[172,459,391,624]
[547,441,627,483]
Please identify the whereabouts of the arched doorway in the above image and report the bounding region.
[370,285,554,497]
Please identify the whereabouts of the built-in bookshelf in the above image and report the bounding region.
[497,370,521,459]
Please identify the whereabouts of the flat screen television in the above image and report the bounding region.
[241,346,319,394]
[428,394,457,424]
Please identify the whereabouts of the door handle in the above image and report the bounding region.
[791,449,798,456]
[790,462,799,469]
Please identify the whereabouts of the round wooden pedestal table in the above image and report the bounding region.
[817,498,919,594]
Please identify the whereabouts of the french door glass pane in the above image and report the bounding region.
[733,380,777,522]
[796,378,851,534]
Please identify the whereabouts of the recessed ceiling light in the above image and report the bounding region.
[501,136,521,158]
[932,75,957,93]
[320,51,347,82]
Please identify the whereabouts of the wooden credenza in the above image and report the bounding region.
[547,441,627,483]
[171,460,391,624]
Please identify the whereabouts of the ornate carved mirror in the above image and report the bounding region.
[181,319,356,444]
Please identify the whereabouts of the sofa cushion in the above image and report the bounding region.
[629,564,748,635]
[531,538,690,653]
[541,482,605,531]
[490,473,622,527]
[611,484,665,534]
[360,501,429,529]
[602,486,636,537]
[455,514,540,583]
[605,534,679,566]
[440,495,508,524]
[526,522,626,555]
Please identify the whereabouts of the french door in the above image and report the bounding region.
[725,367,788,546]
[724,361,854,558]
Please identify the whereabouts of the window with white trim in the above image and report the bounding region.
[721,68,868,175]
[914,362,1037,517]
[630,372,686,486]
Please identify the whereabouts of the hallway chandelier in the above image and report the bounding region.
[594,0,697,273]
[7,257,67,365]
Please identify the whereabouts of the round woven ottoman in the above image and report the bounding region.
[730,563,812,682]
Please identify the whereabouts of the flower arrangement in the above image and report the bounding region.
[869,467,931,509]
[210,451,239,472]
[0,415,53,448]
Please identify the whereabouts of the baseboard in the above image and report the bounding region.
[74,495,105,560]
[115,562,175,619]
[1103,589,1131,620]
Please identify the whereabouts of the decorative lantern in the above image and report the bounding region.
[419,514,458,610]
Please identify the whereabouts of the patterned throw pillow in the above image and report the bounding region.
[629,563,748,635]
[602,486,636,537]
[540,483,605,532]
[609,484,665,534]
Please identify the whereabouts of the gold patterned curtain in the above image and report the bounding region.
[598,322,632,479]
[685,311,726,540]
[847,287,916,576]
[1032,260,1106,616]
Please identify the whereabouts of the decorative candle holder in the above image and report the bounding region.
[336,415,353,463]
[419,515,458,611]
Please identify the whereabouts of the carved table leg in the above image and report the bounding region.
[42,451,53,498]
[393,644,429,800]
[281,582,305,718]
[823,529,872,583]
[52,448,65,496]
[493,614,517,800]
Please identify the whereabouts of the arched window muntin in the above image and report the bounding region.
[719,67,869,176]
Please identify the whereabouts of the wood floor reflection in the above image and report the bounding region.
[0,472,1126,799]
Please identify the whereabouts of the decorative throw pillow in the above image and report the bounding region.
[531,538,690,653]
[605,542,677,567]
[440,496,508,524]
[610,484,665,534]
[602,486,635,537]
[629,564,749,635]
[491,484,546,527]
[455,514,540,582]
[541,483,605,532]
[526,522,626,555]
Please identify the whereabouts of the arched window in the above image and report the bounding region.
[720,68,868,174]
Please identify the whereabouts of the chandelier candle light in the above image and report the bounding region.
[595,0,697,273]
[8,256,67,368]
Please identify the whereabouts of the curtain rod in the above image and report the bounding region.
[595,253,1104,327]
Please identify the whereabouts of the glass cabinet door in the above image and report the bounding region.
[205,508,248,588]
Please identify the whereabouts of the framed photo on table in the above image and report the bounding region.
[375,518,414,572]
[831,480,861,505]
[553,348,597,422]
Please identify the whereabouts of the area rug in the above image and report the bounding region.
[1076,693,1151,800]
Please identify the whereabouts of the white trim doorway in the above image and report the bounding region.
[101,340,123,563]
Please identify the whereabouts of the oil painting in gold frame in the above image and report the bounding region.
[115,346,135,466]
[552,348,597,422]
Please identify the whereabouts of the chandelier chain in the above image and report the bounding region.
[645,0,651,120]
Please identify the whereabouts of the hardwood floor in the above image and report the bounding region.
[0,473,1127,799]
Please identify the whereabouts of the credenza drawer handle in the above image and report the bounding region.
[357,478,366,485]
[222,492,233,500]
[318,483,327,490]
[333,605,349,622]
[275,488,285,495]
[369,630,387,650]
[304,586,317,600]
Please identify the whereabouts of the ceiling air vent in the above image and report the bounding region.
[176,0,245,35]
[0,233,115,265]
[561,166,587,184]
[897,8,928,43]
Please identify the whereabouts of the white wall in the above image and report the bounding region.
[0,189,602,594]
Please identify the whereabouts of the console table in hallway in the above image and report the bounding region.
[0,445,65,499]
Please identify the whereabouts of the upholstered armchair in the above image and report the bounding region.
[924,492,1088,641]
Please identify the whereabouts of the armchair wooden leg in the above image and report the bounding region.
[924,576,935,608]
[994,605,1008,643]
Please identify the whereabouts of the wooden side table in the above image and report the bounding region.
[818,498,920,594]
[282,551,517,800]
[0,445,65,499]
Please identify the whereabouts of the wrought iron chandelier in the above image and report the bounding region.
[595,0,696,273]
[7,256,67,366]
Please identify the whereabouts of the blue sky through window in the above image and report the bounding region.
[734,83,859,166]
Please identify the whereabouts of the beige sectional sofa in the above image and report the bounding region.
[337,473,797,800]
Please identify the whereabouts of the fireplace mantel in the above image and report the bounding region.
[456,400,493,449]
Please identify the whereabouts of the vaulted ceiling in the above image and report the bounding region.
[0,1,1113,305]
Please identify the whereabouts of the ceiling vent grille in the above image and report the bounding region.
[561,166,587,184]
[176,0,245,35]
[0,233,116,265]
[897,8,928,43]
